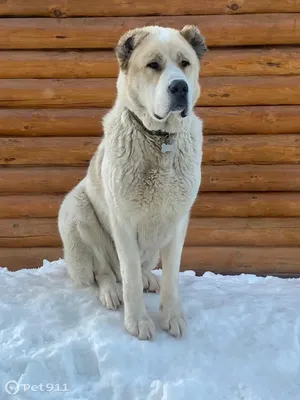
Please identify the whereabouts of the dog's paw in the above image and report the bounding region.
[160,308,186,338]
[142,270,160,293]
[99,281,123,310]
[125,314,155,340]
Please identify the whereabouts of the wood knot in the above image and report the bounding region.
[228,2,240,11]
[13,224,19,228]
[208,137,227,142]
[4,158,16,162]
[266,62,281,68]
[208,93,230,98]
[52,8,66,18]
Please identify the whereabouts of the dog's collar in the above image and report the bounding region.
[127,109,176,140]
[127,109,176,153]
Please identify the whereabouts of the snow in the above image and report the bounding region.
[1,260,300,400]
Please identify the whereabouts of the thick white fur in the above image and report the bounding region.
[58,26,204,340]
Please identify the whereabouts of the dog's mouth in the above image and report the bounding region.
[153,113,164,121]
[153,106,188,121]
[180,108,188,118]
[171,99,188,117]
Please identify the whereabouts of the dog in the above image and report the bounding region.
[58,25,206,340]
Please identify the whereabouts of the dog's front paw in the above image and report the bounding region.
[99,281,123,310]
[142,270,160,293]
[160,307,186,338]
[125,314,155,340]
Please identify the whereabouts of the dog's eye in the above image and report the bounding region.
[181,60,190,68]
[147,62,160,70]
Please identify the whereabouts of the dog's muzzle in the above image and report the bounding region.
[168,79,188,117]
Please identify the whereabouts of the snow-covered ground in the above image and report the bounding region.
[0,260,300,400]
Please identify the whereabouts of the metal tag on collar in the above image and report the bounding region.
[161,135,174,153]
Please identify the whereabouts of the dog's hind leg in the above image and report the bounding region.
[59,186,122,310]
[63,233,96,287]
[78,219,123,311]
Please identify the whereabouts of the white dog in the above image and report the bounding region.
[58,25,206,340]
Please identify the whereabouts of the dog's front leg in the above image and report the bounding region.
[111,217,155,340]
[159,215,189,337]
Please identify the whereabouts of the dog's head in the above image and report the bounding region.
[115,25,207,124]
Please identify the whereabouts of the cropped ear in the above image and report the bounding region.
[180,25,207,60]
[115,28,149,71]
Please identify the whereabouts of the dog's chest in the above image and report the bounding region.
[116,143,200,218]
[135,165,194,212]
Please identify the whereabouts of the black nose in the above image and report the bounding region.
[168,80,188,95]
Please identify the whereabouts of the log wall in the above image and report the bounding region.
[1,1,300,275]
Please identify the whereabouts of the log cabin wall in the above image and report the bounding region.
[1,1,300,276]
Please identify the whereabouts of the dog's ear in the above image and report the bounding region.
[115,28,149,71]
[180,25,207,60]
